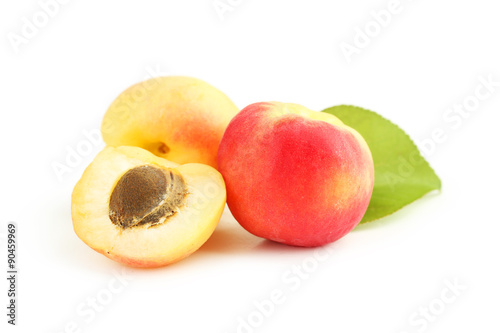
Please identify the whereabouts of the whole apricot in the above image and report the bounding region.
[101,76,238,169]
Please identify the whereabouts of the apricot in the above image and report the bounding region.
[217,102,374,247]
[101,76,238,169]
[72,146,226,267]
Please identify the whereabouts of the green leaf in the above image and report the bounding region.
[322,105,441,223]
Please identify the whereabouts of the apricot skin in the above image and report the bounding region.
[101,76,239,169]
[72,146,226,268]
[217,102,374,247]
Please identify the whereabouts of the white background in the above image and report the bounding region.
[1,0,499,332]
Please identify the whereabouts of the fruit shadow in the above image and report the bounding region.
[197,208,262,254]
[198,207,318,256]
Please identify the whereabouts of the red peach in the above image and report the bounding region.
[217,102,374,247]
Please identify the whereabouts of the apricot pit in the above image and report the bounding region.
[109,165,187,229]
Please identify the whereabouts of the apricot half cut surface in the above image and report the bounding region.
[72,146,226,268]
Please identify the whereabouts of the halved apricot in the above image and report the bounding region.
[72,146,226,267]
